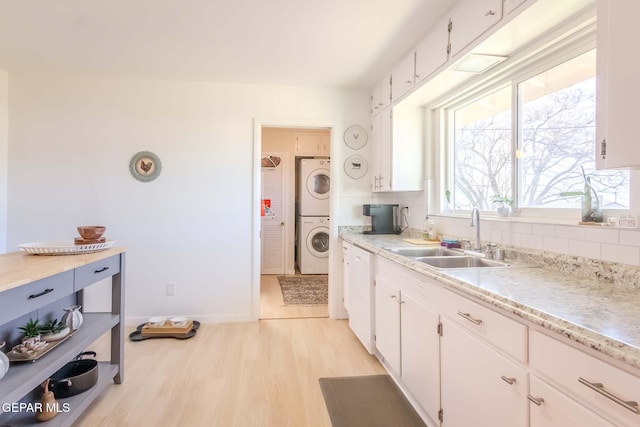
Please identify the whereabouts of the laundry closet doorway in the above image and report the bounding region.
[259,126,331,319]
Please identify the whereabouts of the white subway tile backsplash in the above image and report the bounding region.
[532,224,556,237]
[568,240,601,259]
[488,230,503,244]
[555,225,586,241]
[493,221,512,232]
[502,232,521,247]
[543,237,569,254]
[601,244,640,266]
[512,223,532,234]
[584,227,619,244]
[619,229,640,247]
[520,234,543,250]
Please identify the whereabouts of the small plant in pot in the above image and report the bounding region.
[18,318,42,345]
[40,319,70,341]
[491,195,514,217]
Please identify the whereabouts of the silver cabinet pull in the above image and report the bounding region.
[501,376,516,385]
[485,9,496,16]
[405,80,412,85]
[578,377,639,414]
[527,395,544,406]
[389,295,397,299]
[457,311,482,325]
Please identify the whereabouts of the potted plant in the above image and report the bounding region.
[40,319,70,341]
[559,166,603,223]
[18,318,42,345]
[491,195,514,217]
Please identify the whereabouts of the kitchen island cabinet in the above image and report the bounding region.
[0,248,125,427]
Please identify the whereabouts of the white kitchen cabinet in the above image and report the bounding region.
[529,375,615,427]
[440,318,528,427]
[295,132,329,156]
[503,0,532,16]
[530,330,640,427]
[448,0,503,59]
[415,16,450,85]
[370,105,423,193]
[391,50,416,102]
[400,289,440,423]
[374,275,401,375]
[596,0,640,169]
[371,74,391,116]
[370,107,392,192]
[342,242,374,354]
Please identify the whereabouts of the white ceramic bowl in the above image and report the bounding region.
[170,317,188,327]
[148,316,166,327]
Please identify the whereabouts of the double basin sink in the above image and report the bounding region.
[384,246,511,269]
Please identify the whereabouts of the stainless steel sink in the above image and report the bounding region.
[415,256,509,269]
[385,247,462,257]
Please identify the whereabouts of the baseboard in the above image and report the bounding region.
[125,313,254,326]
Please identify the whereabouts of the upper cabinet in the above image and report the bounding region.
[391,51,417,102]
[415,16,451,85]
[503,0,530,16]
[596,0,640,169]
[371,74,391,116]
[295,133,329,156]
[448,0,503,59]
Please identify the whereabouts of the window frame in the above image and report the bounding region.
[438,29,630,219]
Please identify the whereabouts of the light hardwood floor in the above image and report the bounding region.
[259,274,328,319]
[75,318,385,426]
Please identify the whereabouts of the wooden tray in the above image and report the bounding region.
[141,320,194,337]
[8,332,74,362]
[130,321,200,341]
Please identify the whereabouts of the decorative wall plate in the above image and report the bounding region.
[130,151,162,182]
[344,154,368,180]
[344,125,368,150]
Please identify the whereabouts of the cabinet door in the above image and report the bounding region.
[401,291,440,423]
[415,17,450,85]
[348,246,374,354]
[374,275,401,375]
[596,0,640,169]
[391,50,415,102]
[378,108,392,192]
[503,0,530,16]
[342,243,352,312]
[448,0,503,58]
[441,318,527,427]
[370,116,381,191]
[391,104,423,192]
[380,74,391,110]
[529,376,615,427]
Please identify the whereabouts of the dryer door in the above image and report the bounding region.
[306,168,330,200]
[307,226,329,258]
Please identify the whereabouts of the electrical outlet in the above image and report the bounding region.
[166,282,176,296]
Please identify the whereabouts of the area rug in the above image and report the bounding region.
[277,275,328,305]
[319,375,426,427]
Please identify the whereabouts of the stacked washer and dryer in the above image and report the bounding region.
[296,158,330,274]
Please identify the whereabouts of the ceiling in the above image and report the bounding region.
[0,0,460,89]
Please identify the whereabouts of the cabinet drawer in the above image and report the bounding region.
[74,255,121,291]
[530,375,615,427]
[530,330,640,427]
[440,289,527,363]
[0,270,74,326]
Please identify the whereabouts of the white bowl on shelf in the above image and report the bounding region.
[170,317,188,327]
[148,317,166,327]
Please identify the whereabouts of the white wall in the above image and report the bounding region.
[0,69,7,254]
[7,74,370,323]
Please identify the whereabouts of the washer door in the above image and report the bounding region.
[306,168,330,200]
[306,226,329,258]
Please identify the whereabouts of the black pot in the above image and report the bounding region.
[48,351,98,398]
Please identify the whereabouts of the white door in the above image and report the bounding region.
[374,275,401,375]
[261,153,288,274]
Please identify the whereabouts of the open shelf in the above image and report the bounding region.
[0,313,119,417]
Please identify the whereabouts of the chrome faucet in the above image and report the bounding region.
[470,207,481,251]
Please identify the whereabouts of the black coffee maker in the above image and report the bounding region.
[363,204,401,234]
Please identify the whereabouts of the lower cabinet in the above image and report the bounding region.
[374,275,401,375]
[440,318,528,427]
[529,376,615,427]
[400,290,440,423]
[343,242,374,353]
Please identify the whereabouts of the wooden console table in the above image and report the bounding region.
[0,248,126,426]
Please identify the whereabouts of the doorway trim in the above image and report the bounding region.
[252,117,335,321]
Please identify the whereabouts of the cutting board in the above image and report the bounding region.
[401,238,442,246]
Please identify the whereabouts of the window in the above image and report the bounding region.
[446,48,629,212]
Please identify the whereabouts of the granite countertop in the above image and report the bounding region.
[341,232,640,373]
